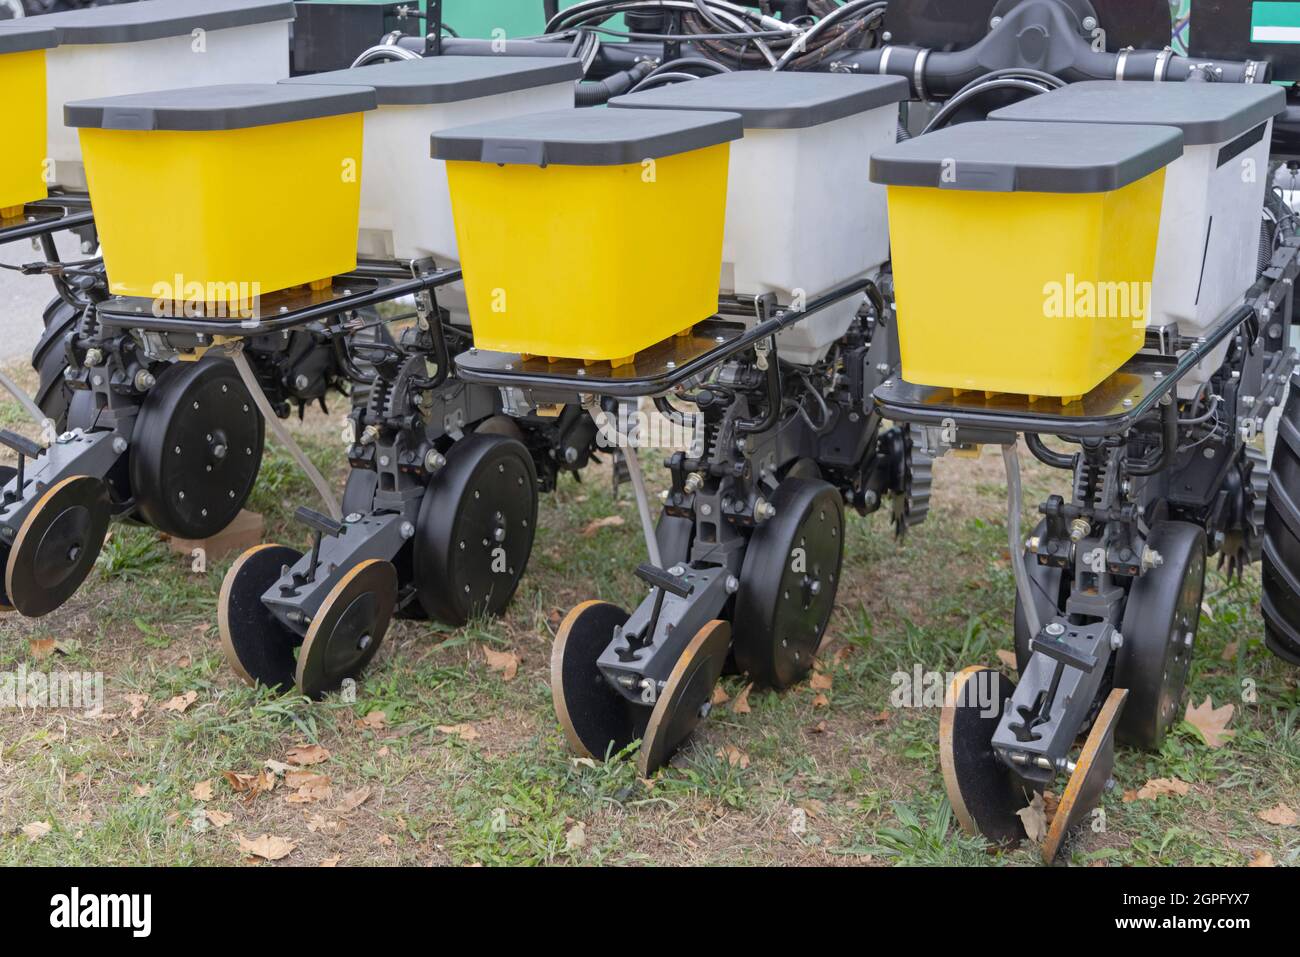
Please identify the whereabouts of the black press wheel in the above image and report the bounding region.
[413,433,538,626]
[130,358,264,539]
[1115,521,1207,750]
[732,477,844,689]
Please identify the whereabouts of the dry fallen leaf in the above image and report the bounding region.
[132,783,152,798]
[285,744,331,766]
[1248,850,1275,868]
[21,822,51,842]
[809,671,833,692]
[809,720,829,734]
[204,809,233,829]
[437,723,481,742]
[320,857,340,868]
[237,833,296,862]
[191,780,214,802]
[581,515,625,537]
[483,648,520,682]
[356,711,387,732]
[1258,804,1298,827]
[565,821,586,851]
[375,834,394,848]
[335,787,372,814]
[996,648,1019,670]
[1185,696,1235,748]
[306,814,343,835]
[223,770,276,798]
[263,759,292,776]
[1220,641,1239,662]
[710,685,731,706]
[716,745,750,769]
[284,774,332,805]
[124,693,149,719]
[1134,777,1191,801]
[29,639,57,661]
[160,690,198,714]
[1017,792,1048,844]
[812,693,830,709]
[731,683,752,715]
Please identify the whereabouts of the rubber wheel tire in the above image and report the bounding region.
[1116,521,1207,750]
[30,297,81,431]
[1263,383,1300,666]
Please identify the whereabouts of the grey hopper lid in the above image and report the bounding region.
[431,107,743,167]
[989,81,1286,147]
[869,120,1183,193]
[66,83,376,132]
[0,23,59,55]
[610,72,908,129]
[282,56,583,106]
[24,0,294,46]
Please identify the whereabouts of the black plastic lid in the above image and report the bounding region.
[610,72,908,129]
[0,23,58,55]
[431,107,743,166]
[870,120,1183,193]
[66,83,376,132]
[282,55,582,106]
[26,0,294,46]
[989,81,1285,147]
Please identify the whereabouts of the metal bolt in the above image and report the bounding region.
[683,472,704,494]
[1110,630,1124,651]
[1082,15,1098,31]
[112,437,128,454]
[85,348,103,367]
[294,374,310,391]
[400,522,415,539]
[1045,622,1065,637]
[346,512,363,523]
[754,498,777,522]
[134,370,155,391]
[424,449,446,472]
[725,575,739,594]
[1141,546,1164,571]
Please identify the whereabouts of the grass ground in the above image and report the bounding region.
[0,362,1296,867]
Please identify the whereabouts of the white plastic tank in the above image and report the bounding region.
[992,81,1287,398]
[612,71,909,364]
[14,0,294,190]
[283,56,580,267]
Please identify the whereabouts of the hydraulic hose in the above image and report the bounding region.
[575,59,657,105]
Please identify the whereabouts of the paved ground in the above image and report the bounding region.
[0,230,82,366]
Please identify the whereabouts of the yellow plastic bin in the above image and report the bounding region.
[66,83,376,312]
[432,108,743,363]
[0,24,57,219]
[870,120,1183,398]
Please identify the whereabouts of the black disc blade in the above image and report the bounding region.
[296,559,397,700]
[939,666,1028,844]
[637,619,731,777]
[1043,688,1127,863]
[551,601,641,760]
[219,544,304,692]
[6,475,111,618]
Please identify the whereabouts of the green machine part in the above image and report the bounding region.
[298,1,619,39]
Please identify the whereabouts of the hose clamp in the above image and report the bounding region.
[1154,47,1173,81]
[1245,59,1265,84]
[1115,47,1131,80]
[879,45,894,76]
[913,48,930,101]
